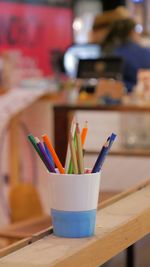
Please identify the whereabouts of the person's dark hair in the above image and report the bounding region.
[102,18,136,53]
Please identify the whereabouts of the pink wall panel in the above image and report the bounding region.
[0,2,73,74]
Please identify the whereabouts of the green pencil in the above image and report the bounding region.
[69,133,78,174]
[76,123,84,174]
[28,134,44,162]
[68,132,77,174]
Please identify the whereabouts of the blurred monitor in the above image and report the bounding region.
[77,57,124,80]
[63,43,101,78]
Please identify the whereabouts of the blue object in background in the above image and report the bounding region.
[115,41,150,93]
[131,0,143,3]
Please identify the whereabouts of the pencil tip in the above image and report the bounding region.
[76,123,80,133]
[111,133,117,140]
[35,137,40,143]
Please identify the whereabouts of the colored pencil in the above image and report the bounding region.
[92,141,109,173]
[92,133,117,173]
[64,117,77,174]
[68,123,77,174]
[44,142,55,168]
[65,118,76,173]
[28,134,45,164]
[69,133,78,174]
[42,134,65,174]
[108,133,117,147]
[35,138,56,173]
[76,123,84,174]
[81,121,88,146]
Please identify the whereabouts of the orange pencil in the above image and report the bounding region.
[42,134,65,174]
[81,121,88,146]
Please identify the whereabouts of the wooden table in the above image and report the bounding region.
[0,180,149,266]
[0,191,118,245]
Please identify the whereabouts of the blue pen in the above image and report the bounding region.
[108,133,116,147]
[92,141,109,173]
[92,133,117,173]
[44,142,55,168]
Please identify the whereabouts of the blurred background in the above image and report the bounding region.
[0,0,150,266]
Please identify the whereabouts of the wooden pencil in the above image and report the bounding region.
[69,132,78,174]
[65,118,76,173]
[76,123,84,174]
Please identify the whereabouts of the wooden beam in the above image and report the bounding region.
[0,215,51,240]
[53,103,150,113]
[98,179,150,209]
[0,192,118,242]
[0,180,149,267]
[0,238,31,259]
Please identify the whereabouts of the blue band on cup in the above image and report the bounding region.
[51,208,96,238]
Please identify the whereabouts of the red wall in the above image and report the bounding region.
[0,2,73,74]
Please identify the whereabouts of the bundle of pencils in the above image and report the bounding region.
[27,119,116,174]
[68,122,85,174]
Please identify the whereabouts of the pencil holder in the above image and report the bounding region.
[48,171,101,238]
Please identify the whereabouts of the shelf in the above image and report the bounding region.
[86,147,150,157]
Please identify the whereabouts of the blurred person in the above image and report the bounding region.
[89,6,130,44]
[101,18,150,92]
